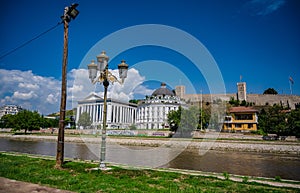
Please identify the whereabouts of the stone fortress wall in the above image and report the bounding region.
[177,85,300,109]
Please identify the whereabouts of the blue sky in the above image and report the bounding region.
[0,0,299,114]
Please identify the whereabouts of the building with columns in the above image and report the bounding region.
[76,93,137,129]
[76,83,187,130]
[136,83,187,129]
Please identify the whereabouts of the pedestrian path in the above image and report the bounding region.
[0,177,75,193]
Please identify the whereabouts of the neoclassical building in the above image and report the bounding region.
[136,83,187,129]
[76,83,187,130]
[76,93,137,129]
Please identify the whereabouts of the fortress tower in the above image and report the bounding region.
[237,82,247,101]
[175,85,185,99]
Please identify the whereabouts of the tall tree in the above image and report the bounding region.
[13,110,42,134]
[287,108,300,137]
[258,105,290,136]
[77,112,92,129]
[0,114,16,128]
[179,106,199,137]
[167,106,182,132]
[263,88,278,95]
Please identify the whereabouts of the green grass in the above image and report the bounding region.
[0,153,298,193]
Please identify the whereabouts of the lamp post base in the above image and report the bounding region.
[90,166,112,171]
[99,161,106,169]
[90,161,112,171]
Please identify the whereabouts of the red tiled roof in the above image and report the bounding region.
[229,106,258,113]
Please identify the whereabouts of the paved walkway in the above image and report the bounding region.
[0,177,75,193]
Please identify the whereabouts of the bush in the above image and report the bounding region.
[275,176,281,182]
[223,172,230,180]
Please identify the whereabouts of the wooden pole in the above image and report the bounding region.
[56,18,68,168]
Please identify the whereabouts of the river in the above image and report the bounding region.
[0,138,299,180]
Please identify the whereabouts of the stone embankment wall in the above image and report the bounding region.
[1,133,299,154]
[106,138,300,154]
[36,128,172,137]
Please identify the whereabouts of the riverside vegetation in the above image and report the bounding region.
[0,153,298,193]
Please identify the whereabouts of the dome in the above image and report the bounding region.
[152,83,175,96]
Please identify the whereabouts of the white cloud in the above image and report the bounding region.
[245,0,286,16]
[68,68,94,108]
[0,69,61,114]
[46,93,59,104]
[133,84,154,96]
[0,68,153,115]
[12,91,38,100]
[69,68,151,107]
[18,82,39,90]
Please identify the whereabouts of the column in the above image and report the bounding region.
[93,104,97,123]
[76,105,81,124]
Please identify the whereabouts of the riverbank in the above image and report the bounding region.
[1,152,299,192]
[1,133,299,154]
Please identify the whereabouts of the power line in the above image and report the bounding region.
[0,22,63,60]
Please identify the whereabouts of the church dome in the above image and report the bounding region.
[152,83,175,96]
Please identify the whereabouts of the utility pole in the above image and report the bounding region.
[56,16,68,169]
[200,89,203,131]
[56,4,79,168]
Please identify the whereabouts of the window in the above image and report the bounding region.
[235,124,242,128]
[224,116,231,121]
[235,114,253,120]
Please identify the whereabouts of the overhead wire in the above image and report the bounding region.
[0,21,63,60]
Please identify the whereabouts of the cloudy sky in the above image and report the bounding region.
[0,0,299,115]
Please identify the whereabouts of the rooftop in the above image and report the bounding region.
[229,106,258,113]
[152,83,175,97]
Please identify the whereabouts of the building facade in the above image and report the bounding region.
[222,107,258,132]
[76,93,137,129]
[76,83,186,130]
[136,83,187,129]
[0,105,22,119]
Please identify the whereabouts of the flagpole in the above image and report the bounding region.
[289,80,292,95]
[289,76,294,95]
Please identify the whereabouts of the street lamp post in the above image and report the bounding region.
[56,3,79,168]
[87,51,129,170]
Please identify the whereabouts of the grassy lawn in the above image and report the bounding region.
[0,153,298,193]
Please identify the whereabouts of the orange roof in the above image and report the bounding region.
[229,106,258,113]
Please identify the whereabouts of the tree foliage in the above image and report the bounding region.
[167,106,182,132]
[178,106,199,137]
[229,97,240,107]
[287,108,300,137]
[263,88,278,95]
[258,105,300,137]
[0,110,58,133]
[228,97,254,107]
[168,106,212,137]
[129,99,140,104]
[77,112,92,129]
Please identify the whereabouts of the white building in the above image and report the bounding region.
[136,83,187,129]
[76,93,137,129]
[0,105,22,118]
